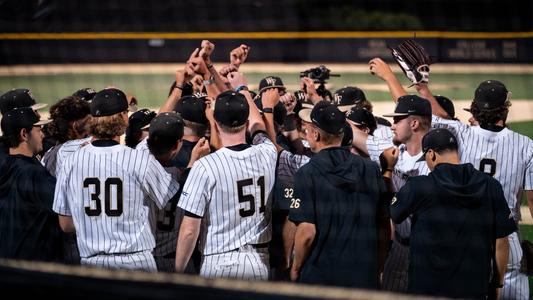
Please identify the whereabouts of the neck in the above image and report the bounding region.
[183,135,200,142]
[93,136,121,143]
[433,152,460,170]
[405,133,424,156]
[219,131,246,147]
[313,141,341,153]
[9,144,34,157]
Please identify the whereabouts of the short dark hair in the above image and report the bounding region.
[0,126,33,148]
[470,100,511,125]
[147,135,180,156]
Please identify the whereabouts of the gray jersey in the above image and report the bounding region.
[432,115,533,300]
[178,132,277,256]
[53,143,180,260]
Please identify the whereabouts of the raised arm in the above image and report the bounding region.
[369,58,407,102]
[261,88,282,151]
[158,49,197,113]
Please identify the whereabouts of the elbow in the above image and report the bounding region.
[296,223,316,245]
[58,216,75,233]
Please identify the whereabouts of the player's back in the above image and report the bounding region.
[183,139,277,255]
[57,143,173,257]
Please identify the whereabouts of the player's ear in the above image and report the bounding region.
[19,127,29,142]
[314,129,320,142]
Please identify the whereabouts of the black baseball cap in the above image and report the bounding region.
[73,88,97,103]
[148,112,184,142]
[417,128,458,161]
[174,95,208,125]
[435,95,455,119]
[90,88,129,117]
[383,95,432,117]
[129,109,156,131]
[254,97,287,126]
[473,80,510,110]
[299,101,345,135]
[333,87,367,112]
[0,88,47,115]
[214,90,249,127]
[258,76,286,94]
[345,107,377,130]
[1,107,51,135]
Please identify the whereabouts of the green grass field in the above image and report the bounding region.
[1,72,532,106]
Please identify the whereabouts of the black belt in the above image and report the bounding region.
[232,242,269,252]
[394,231,410,247]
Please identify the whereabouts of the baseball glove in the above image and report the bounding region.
[391,39,431,85]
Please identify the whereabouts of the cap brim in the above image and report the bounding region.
[31,103,48,111]
[382,113,409,117]
[462,108,471,112]
[301,103,314,109]
[346,119,363,126]
[35,119,52,126]
[259,86,286,94]
[337,104,356,112]
[298,108,312,123]
[141,124,150,130]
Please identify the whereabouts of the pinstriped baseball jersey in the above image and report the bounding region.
[178,132,277,256]
[432,116,532,300]
[373,124,393,140]
[43,137,92,177]
[367,136,430,292]
[53,143,180,259]
[366,135,394,165]
[136,139,185,258]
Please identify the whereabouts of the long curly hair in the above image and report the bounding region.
[45,96,90,143]
[470,100,511,125]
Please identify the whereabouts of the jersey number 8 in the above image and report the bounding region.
[84,177,123,217]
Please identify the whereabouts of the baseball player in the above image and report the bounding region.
[41,96,91,176]
[125,108,155,149]
[53,88,180,271]
[136,112,210,272]
[175,87,277,280]
[430,80,533,300]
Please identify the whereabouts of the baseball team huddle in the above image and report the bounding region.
[0,39,532,300]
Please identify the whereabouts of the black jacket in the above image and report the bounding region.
[0,155,63,261]
[289,147,388,288]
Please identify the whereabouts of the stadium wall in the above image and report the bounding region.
[1,32,532,64]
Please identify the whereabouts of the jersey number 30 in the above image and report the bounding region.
[84,177,123,217]
[237,176,266,217]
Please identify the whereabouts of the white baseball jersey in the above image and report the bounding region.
[367,136,430,292]
[178,132,277,256]
[136,139,185,258]
[432,115,533,300]
[373,124,394,140]
[43,137,92,177]
[53,142,180,263]
[366,135,394,165]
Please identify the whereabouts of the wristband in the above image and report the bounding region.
[262,107,274,114]
[174,84,184,90]
[206,63,214,69]
[235,85,249,92]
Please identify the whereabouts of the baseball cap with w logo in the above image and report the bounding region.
[333,86,367,112]
[258,76,286,94]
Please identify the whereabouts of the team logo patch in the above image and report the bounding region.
[265,77,276,86]
[391,196,397,205]
[182,191,189,197]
